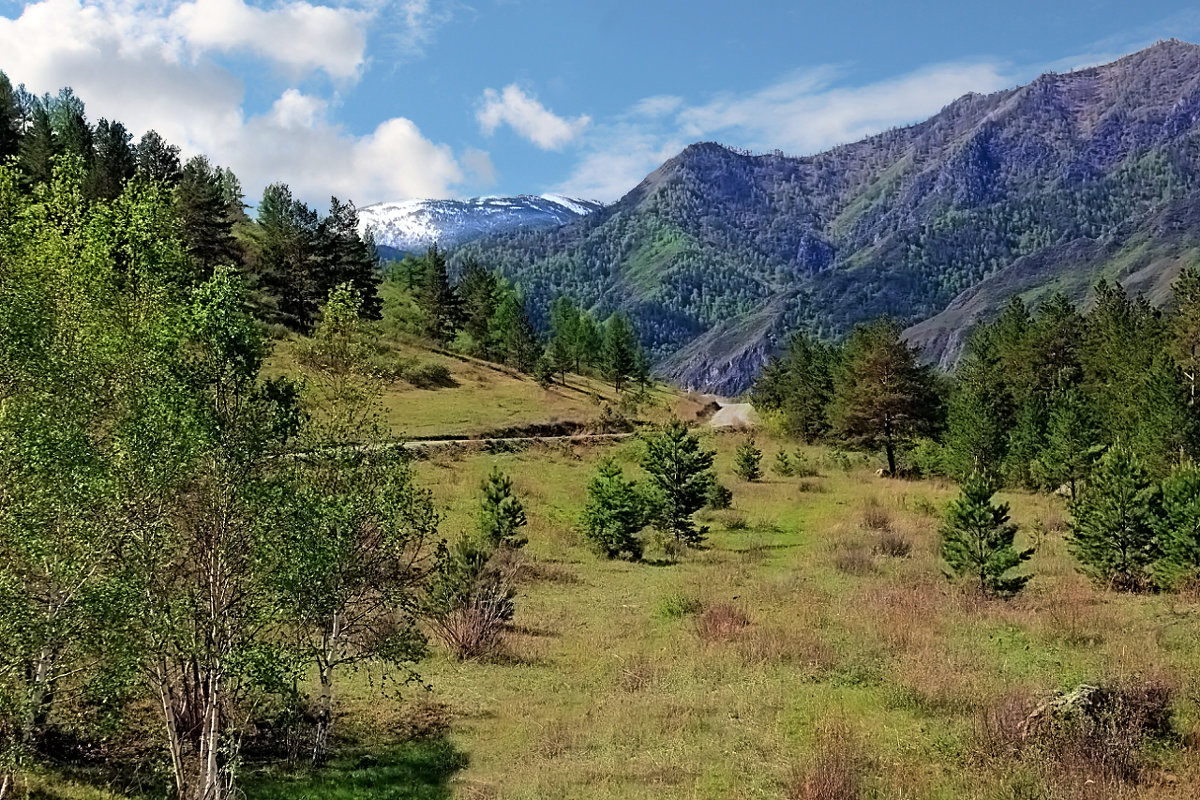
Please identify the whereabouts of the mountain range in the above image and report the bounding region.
[359,194,603,259]
[446,39,1200,393]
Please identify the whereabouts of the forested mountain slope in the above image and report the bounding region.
[459,40,1200,392]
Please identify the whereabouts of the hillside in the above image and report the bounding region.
[360,194,603,259]
[458,40,1200,392]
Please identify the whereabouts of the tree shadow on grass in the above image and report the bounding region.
[242,737,467,800]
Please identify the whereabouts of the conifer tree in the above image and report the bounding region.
[940,474,1032,597]
[773,450,795,477]
[1171,268,1200,405]
[457,258,500,354]
[602,313,638,391]
[945,327,1013,480]
[0,72,18,160]
[751,331,837,442]
[176,155,239,275]
[549,296,581,382]
[733,437,763,482]
[1155,467,1200,586]
[581,459,646,560]
[477,467,527,549]
[315,198,381,320]
[641,420,716,546]
[488,290,540,372]
[87,118,135,201]
[134,130,181,185]
[1033,387,1102,500]
[576,312,603,372]
[828,319,940,476]
[18,102,54,187]
[417,244,458,343]
[1068,447,1161,591]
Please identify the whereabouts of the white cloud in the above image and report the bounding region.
[169,0,371,80]
[553,61,1015,201]
[0,0,470,206]
[477,84,590,150]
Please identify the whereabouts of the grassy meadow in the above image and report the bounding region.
[242,426,1200,800]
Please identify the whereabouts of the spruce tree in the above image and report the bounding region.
[477,467,527,549]
[945,328,1013,480]
[641,420,716,546]
[315,198,381,320]
[488,290,540,372]
[176,156,240,275]
[828,318,940,476]
[773,450,795,477]
[940,474,1032,597]
[733,437,763,482]
[751,331,837,442]
[581,459,646,560]
[18,102,54,187]
[1068,447,1161,591]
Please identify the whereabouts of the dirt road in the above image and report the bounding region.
[707,401,757,428]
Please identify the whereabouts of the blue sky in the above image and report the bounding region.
[1,0,1199,208]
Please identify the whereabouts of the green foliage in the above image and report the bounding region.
[602,312,639,392]
[772,450,795,477]
[940,475,1033,597]
[752,331,837,442]
[1155,467,1200,587]
[477,467,528,549]
[705,480,734,510]
[581,459,646,560]
[640,421,716,546]
[416,244,458,343]
[733,437,763,482]
[828,319,941,475]
[1069,448,1162,591]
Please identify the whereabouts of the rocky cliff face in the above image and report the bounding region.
[462,41,1200,392]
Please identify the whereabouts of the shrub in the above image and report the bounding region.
[786,724,865,800]
[733,437,764,481]
[832,546,875,576]
[773,450,795,477]
[656,593,702,619]
[706,481,734,510]
[421,541,516,659]
[695,602,751,642]
[860,499,892,532]
[405,361,455,389]
[580,458,645,560]
[792,450,820,478]
[940,474,1033,598]
[873,531,912,558]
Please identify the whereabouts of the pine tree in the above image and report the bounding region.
[176,156,239,275]
[751,331,837,442]
[477,467,527,549]
[641,420,716,546]
[18,102,54,187]
[1068,447,1161,591]
[1033,387,1102,501]
[945,327,1013,480]
[602,313,638,391]
[548,296,581,383]
[773,450,795,477]
[733,437,763,482]
[47,88,91,167]
[1155,467,1200,587]
[457,258,500,355]
[576,312,603,373]
[581,459,645,560]
[939,474,1032,597]
[315,198,381,320]
[828,319,940,476]
[1128,352,1197,476]
[135,130,181,185]
[1170,268,1200,406]
[488,290,540,372]
[87,118,135,200]
[0,72,22,160]
[417,244,458,343]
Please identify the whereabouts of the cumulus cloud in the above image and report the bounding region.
[477,84,590,150]
[169,0,371,80]
[0,0,469,206]
[553,61,1016,202]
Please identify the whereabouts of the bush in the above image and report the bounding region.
[421,541,516,660]
[873,531,912,558]
[733,437,763,481]
[695,602,751,642]
[860,500,892,532]
[404,361,455,389]
[656,593,702,619]
[706,481,733,510]
[786,723,866,800]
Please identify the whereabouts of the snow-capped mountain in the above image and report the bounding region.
[358,194,604,256]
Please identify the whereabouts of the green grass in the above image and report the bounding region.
[243,741,467,800]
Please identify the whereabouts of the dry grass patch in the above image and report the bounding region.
[859,498,893,532]
[872,529,912,558]
[785,723,867,800]
[695,602,752,643]
[738,626,837,673]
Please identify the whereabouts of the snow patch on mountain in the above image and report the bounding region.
[359,194,603,255]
